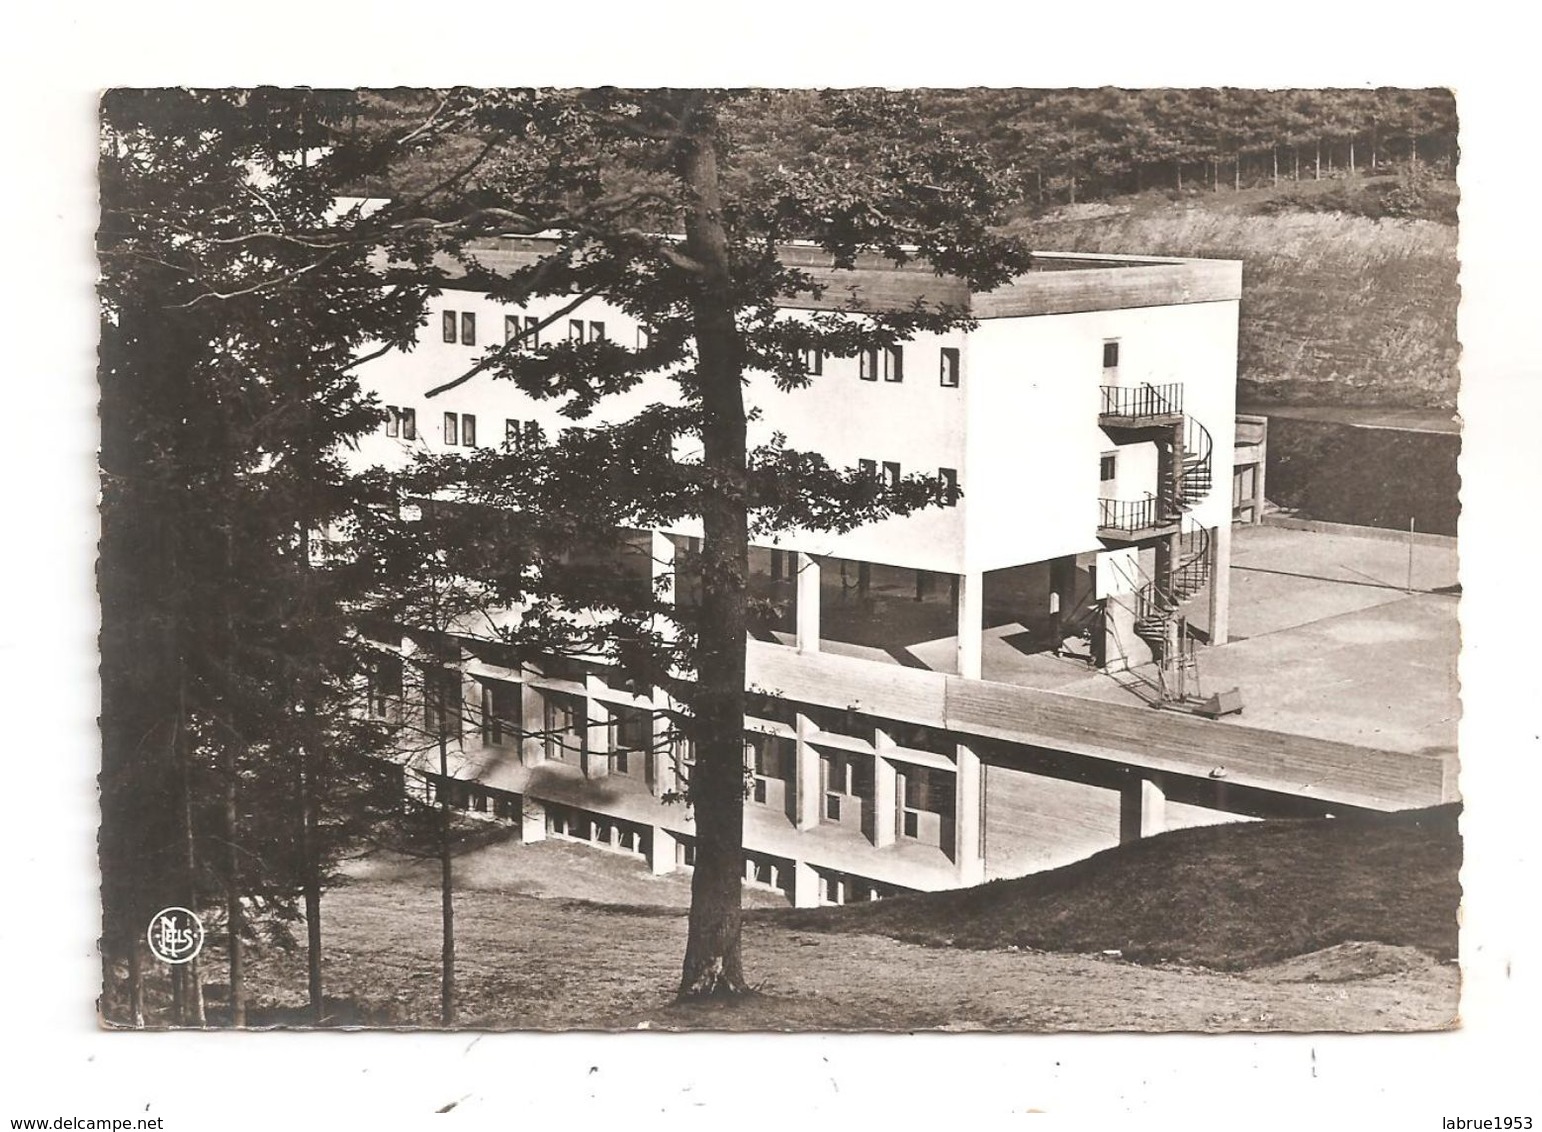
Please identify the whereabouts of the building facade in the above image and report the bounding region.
[349,238,1451,906]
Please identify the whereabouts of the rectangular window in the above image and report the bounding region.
[883,345,904,382]
[481,680,518,746]
[504,314,522,345]
[570,319,586,342]
[385,406,400,438]
[588,320,606,342]
[461,414,477,447]
[367,656,403,717]
[524,420,542,447]
[636,325,651,350]
[858,458,877,479]
[506,418,520,447]
[525,316,540,347]
[460,312,476,346]
[802,347,823,375]
[939,467,959,506]
[859,347,878,381]
[882,461,901,489]
[442,311,457,343]
[443,412,458,446]
[424,670,462,736]
[1100,454,1117,482]
[400,408,416,441]
[940,347,960,388]
[1103,340,1120,370]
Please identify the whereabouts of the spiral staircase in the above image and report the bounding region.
[1099,386,1217,704]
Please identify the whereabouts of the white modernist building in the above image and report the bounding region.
[349,237,1444,906]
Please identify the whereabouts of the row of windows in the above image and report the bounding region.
[800,345,961,388]
[383,405,417,440]
[381,406,482,448]
[858,459,959,506]
[444,308,620,350]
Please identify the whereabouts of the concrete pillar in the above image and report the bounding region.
[648,827,675,875]
[519,681,545,766]
[1207,522,1232,647]
[794,712,821,830]
[954,743,985,885]
[791,860,821,908]
[795,552,821,652]
[872,731,898,849]
[956,570,983,680]
[584,688,610,780]
[1119,775,1167,844]
[520,796,548,843]
[650,686,675,797]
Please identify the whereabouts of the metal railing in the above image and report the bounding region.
[1098,495,1168,533]
[1100,382,1183,419]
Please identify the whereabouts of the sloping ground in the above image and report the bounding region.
[1010,200,1458,409]
[764,805,1461,971]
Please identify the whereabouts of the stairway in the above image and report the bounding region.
[1132,526,1211,678]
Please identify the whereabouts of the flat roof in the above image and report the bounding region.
[409,235,1241,318]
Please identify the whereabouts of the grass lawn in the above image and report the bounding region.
[118,806,1461,1033]
[1010,191,1458,410]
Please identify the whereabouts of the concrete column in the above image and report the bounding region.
[791,860,821,908]
[584,689,610,780]
[795,552,821,653]
[872,730,898,849]
[954,743,985,885]
[650,686,675,797]
[1207,522,1232,647]
[1119,775,1167,844]
[519,681,545,766]
[520,796,548,843]
[794,712,821,830]
[955,570,983,680]
[648,827,675,875]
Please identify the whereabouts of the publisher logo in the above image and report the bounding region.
[146,907,205,965]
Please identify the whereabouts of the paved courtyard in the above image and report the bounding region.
[983,524,1459,756]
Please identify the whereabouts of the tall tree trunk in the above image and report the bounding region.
[676,108,750,998]
[1349,137,1356,173]
[1315,140,1322,179]
[438,696,456,1026]
[1233,154,1240,191]
[297,739,323,1021]
[1272,145,1279,185]
[223,739,246,1027]
[1175,160,1182,192]
[1293,147,1300,180]
[178,728,206,1026]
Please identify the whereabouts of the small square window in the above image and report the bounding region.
[858,458,877,479]
[442,311,457,343]
[589,321,606,342]
[443,412,458,446]
[461,414,477,447]
[460,312,476,346]
[939,467,959,506]
[939,347,960,388]
[400,408,417,441]
[385,406,399,438]
[882,461,901,489]
[1103,340,1120,369]
[1100,454,1117,482]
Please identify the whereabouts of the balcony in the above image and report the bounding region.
[1100,383,1184,427]
[1098,496,1180,541]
